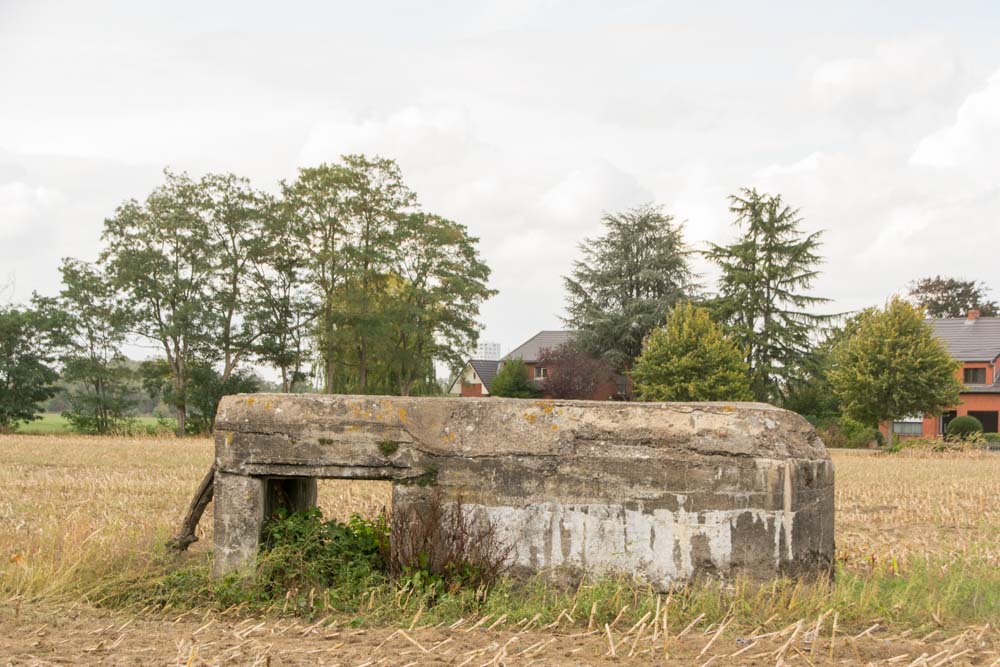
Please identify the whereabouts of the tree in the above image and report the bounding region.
[339,155,418,393]
[284,156,492,395]
[101,170,271,435]
[829,297,961,433]
[247,195,316,392]
[489,359,541,398]
[282,162,351,393]
[0,306,58,431]
[564,204,694,371]
[706,188,830,403]
[536,341,616,400]
[631,303,752,402]
[140,360,259,433]
[201,172,272,383]
[100,171,216,436]
[782,312,868,417]
[387,213,495,395]
[33,259,136,434]
[908,275,997,318]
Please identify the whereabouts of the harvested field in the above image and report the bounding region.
[2,435,998,665]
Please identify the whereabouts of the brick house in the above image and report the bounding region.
[449,330,623,400]
[889,309,1000,438]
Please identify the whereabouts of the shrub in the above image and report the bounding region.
[632,303,752,402]
[983,432,1000,444]
[489,359,540,398]
[255,508,389,598]
[946,415,983,439]
[391,490,513,596]
[809,415,879,449]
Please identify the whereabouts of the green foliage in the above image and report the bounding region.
[706,188,831,403]
[909,275,997,318]
[631,303,752,402]
[33,259,137,434]
[782,312,866,417]
[0,306,59,431]
[489,359,540,398]
[807,415,878,449]
[254,509,388,597]
[830,297,962,429]
[563,203,695,371]
[140,359,260,434]
[283,157,494,396]
[377,440,399,456]
[100,170,220,435]
[946,415,984,439]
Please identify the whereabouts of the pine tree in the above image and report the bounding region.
[563,204,694,371]
[631,303,752,402]
[706,188,830,403]
[829,297,961,430]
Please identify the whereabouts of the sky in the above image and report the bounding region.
[2,0,1000,359]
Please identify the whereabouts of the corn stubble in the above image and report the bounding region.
[1,435,998,664]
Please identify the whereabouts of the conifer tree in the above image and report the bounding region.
[563,204,694,371]
[706,188,830,403]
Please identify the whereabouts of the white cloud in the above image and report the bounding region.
[911,69,1000,172]
[0,182,61,239]
[808,36,963,115]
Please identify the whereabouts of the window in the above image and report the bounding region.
[964,367,987,384]
[534,367,548,379]
[892,421,923,436]
[968,410,999,433]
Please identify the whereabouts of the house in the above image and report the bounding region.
[448,359,499,397]
[890,309,1000,438]
[449,330,623,400]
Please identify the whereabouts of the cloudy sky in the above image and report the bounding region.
[2,1,999,357]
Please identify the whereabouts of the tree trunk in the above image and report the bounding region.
[167,464,215,551]
[358,338,367,393]
[175,404,186,437]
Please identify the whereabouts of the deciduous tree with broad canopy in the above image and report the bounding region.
[829,297,961,435]
[908,275,997,318]
[0,306,58,432]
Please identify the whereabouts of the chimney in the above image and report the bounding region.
[968,309,981,321]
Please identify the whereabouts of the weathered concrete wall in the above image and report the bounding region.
[213,394,834,588]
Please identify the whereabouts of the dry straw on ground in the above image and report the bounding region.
[2,435,998,665]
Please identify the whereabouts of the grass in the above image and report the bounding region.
[13,412,175,435]
[1,435,998,662]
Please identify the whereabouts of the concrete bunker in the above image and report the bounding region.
[213,394,834,589]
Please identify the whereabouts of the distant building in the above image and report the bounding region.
[448,359,500,397]
[889,309,1000,439]
[450,330,624,400]
[475,340,502,361]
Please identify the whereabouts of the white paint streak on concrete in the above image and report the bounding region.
[468,501,793,590]
[782,461,795,560]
